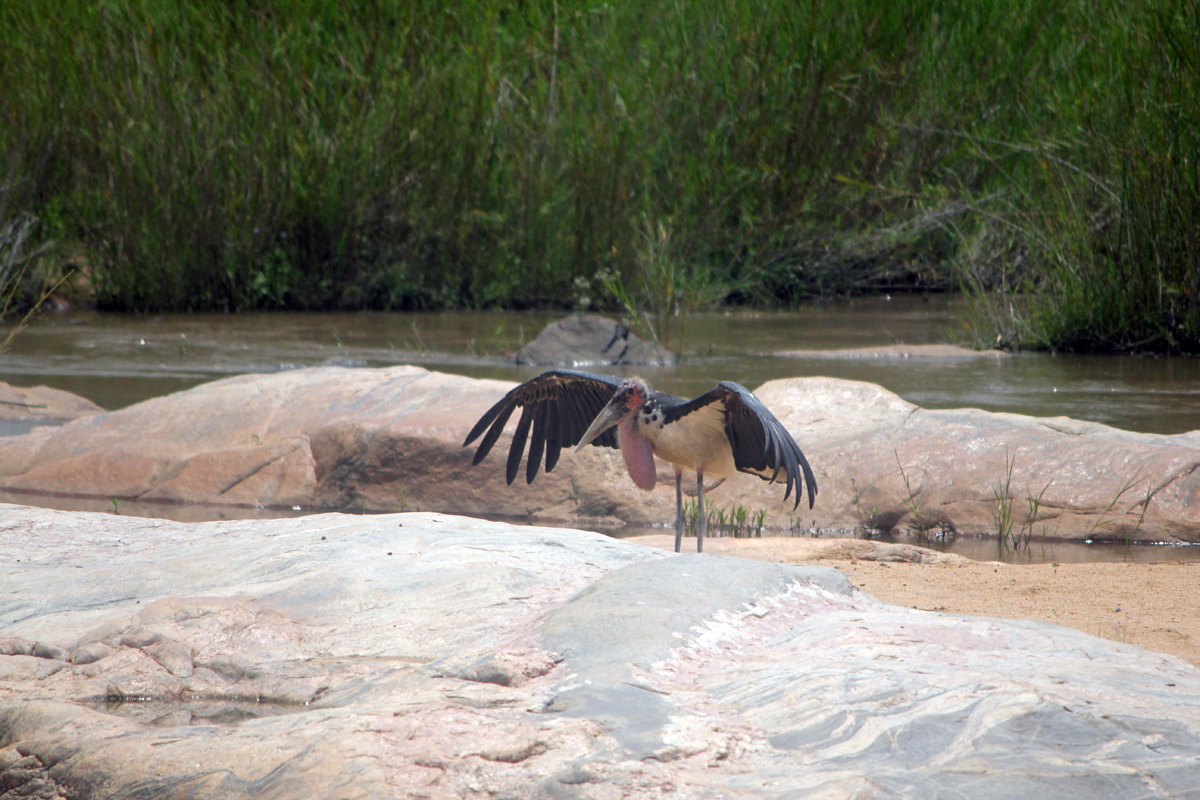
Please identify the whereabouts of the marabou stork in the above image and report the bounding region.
[463,369,817,553]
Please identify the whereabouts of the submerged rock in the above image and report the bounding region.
[1,505,1198,799]
[510,314,676,366]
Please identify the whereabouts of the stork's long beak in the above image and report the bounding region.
[574,401,625,452]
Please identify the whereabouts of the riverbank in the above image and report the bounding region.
[632,534,1200,668]
[5,1,1198,353]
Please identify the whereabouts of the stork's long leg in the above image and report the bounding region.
[696,468,706,554]
[674,469,684,553]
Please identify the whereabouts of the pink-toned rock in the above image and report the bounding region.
[1,367,1199,542]
[0,382,103,420]
[4,507,1200,799]
[0,366,679,527]
[740,377,1200,542]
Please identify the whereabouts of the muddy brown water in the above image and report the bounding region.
[3,295,1200,563]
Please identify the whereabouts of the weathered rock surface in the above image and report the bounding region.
[749,378,1200,543]
[2,505,1199,799]
[510,314,676,366]
[0,366,674,528]
[2,367,1200,541]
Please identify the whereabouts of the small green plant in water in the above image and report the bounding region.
[1086,473,1148,545]
[993,449,1057,562]
[109,498,121,515]
[682,498,766,539]
[392,487,410,513]
[405,320,428,354]
[1114,481,1155,562]
[894,452,928,538]
[992,448,1016,557]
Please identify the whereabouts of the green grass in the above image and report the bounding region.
[2,0,1196,352]
[682,498,766,539]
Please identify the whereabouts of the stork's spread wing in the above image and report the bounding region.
[663,382,817,510]
[463,369,623,485]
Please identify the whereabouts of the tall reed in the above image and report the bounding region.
[2,0,1195,355]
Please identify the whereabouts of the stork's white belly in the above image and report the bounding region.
[639,405,737,476]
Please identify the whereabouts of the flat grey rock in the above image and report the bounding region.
[3,505,1199,798]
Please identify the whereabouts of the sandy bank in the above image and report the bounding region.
[631,534,1200,667]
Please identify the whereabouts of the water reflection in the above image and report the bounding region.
[9,488,1191,565]
[87,696,310,727]
[0,490,308,524]
[879,531,1200,565]
[605,526,1200,565]
[4,296,1200,433]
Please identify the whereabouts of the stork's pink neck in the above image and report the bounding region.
[617,414,656,491]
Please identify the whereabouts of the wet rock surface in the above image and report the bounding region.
[2,505,1199,799]
[1,367,1200,541]
[510,314,676,366]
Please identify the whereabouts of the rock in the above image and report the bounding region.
[741,377,1200,542]
[0,365,675,527]
[0,748,67,800]
[30,643,68,661]
[628,533,971,564]
[0,655,66,682]
[142,641,194,679]
[70,642,114,666]
[510,315,676,366]
[2,505,1199,799]
[0,638,33,656]
[1,368,1200,541]
[0,382,104,421]
[0,382,104,438]
[777,343,1008,359]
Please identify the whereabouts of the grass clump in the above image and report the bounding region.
[952,0,1200,353]
[682,498,767,539]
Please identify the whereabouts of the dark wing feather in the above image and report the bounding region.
[463,369,624,485]
[544,400,563,473]
[526,403,548,485]
[506,406,534,485]
[469,403,516,467]
[663,381,817,510]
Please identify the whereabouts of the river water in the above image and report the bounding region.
[5,296,1200,433]
[3,296,1199,562]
